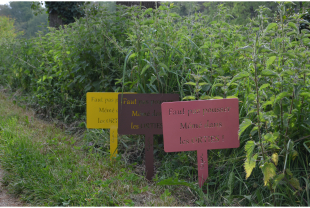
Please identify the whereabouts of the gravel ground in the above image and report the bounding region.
[0,167,24,207]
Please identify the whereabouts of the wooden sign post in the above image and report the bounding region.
[161,99,239,187]
[86,92,124,159]
[118,94,179,180]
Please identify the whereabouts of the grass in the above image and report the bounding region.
[0,88,309,206]
[0,92,194,206]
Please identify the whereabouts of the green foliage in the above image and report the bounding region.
[0,16,20,42]
[0,1,310,206]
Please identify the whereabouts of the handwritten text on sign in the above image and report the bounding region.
[118,94,179,180]
[161,99,239,187]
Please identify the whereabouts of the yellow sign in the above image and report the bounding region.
[86,92,120,159]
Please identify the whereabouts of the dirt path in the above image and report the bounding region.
[0,167,24,207]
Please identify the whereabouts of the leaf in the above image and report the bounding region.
[182,96,195,100]
[299,92,310,98]
[250,126,258,136]
[239,119,252,137]
[198,82,210,86]
[244,153,258,179]
[226,95,238,99]
[261,70,278,77]
[184,82,196,86]
[289,178,302,190]
[288,22,298,31]
[286,169,293,176]
[271,153,278,166]
[259,83,270,91]
[262,100,273,109]
[264,133,277,143]
[266,56,276,68]
[245,141,255,159]
[231,72,250,83]
[274,91,289,104]
[272,173,285,190]
[291,150,298,161]
[158,63,169,71]
[237,45,253,52]
[143,8,153,16]
[260,162,277,186]
[155,47,164,51]
[140,64,151,75]
[228,172,235,195]
[213,83,223,87]
[128,53,137,61]
[266,23,278,32]
[199,95,211,100]
[212,96,223,99]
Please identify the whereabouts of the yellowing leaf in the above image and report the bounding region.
[182,96,195,100]
[184,82,196,86]
[291,150,298,161]
[226,95,238,99]
[260,162,276,186]
[289,178,302,190]
[199,95,211,100]
[286,169,293,176]
[271,153,278,166]
[244,153,258,179]
[212,96,223,99]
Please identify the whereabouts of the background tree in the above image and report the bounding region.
[0,1,47,38]
[0,16,21,43]
[45,1,85,28]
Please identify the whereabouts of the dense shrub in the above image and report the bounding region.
[0,2,309,206]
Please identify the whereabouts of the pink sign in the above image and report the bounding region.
[161,99,239,187]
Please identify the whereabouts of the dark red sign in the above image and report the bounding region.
[161,99,239,187]
[118,94,179,180]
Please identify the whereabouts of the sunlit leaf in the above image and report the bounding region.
[182,96,195,100]
[184,82,196,86]
[244,153,258,179]
[200,95,211,100]
[260,162,276,186]
[271,153,278,166]
[212,96,223,99]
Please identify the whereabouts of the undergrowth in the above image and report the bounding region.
[0,1,309,206]
[0,94,192,206]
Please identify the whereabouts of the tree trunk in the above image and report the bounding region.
[48,12,63,29]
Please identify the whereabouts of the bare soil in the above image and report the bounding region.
[0,167,24,207]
